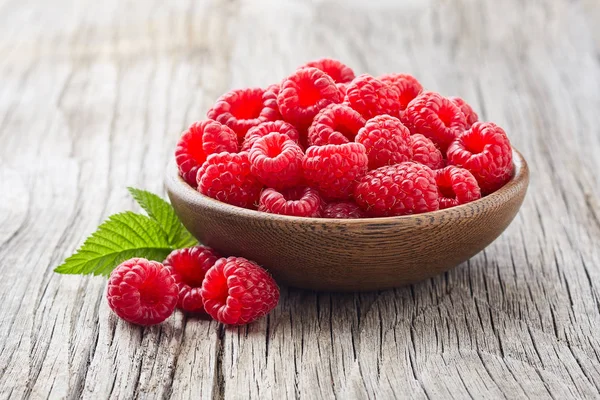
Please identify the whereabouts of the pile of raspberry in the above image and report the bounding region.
[176,58,514,218]
[107,247,279,326]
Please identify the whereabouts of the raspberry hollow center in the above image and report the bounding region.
[231,93,263,120]
[266,141,284,158]
[439,184,456,199]
[334,122,359,141]
[438,106,454,127]
[188,134,207,164]
[298,83,322,107]
[138,278,164,306]
[464,132,486,154]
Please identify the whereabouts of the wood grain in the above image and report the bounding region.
[0,0,599,398]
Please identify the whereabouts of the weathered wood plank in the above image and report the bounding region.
[0,0,599,399]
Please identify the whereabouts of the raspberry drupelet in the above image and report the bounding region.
[379,73,423,114]
[175,120,238,187]
[277,67,342,128]
[322,201,366,219]
[303,143,369,200]
[344,74,401,119]
[241,120,300,151]
[449,96,478,127]
[201,257,280,325]
[402,92,468,151]
[446,122,513,194]
[249,133,304,190]
[197,152,262,209]
[434,166,482,209]
[164,246,221,313]
[300,58,356,84]
[354,162,440,217]
[106,258,179,326]
[258,187,323,217]
[307,103,366,146]
[410,134,445,170]
[355,115,412,169]
[207,87,280,141]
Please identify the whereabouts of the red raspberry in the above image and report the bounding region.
[207,87,280,141]
[449,97,478,127]
[164,246,221,313]
[354,162,439,217]
[201,257,280,325]
[249,133,303,190]
[322,201,366,219]
[300,58,355,83]
[175,120,238,187]
[258,187,322,217]
[410,134,445,170]
[344,74,401,119]
[106,258,178,326]
[355,115,412,169]
[447,122,513,194]
[303,143,369,200]
[337,83,348,97]
[434,166,481,209]
[197,152,262,209]
[277,67,342,128]
[379,73,423,113]
[402,92,468,151]
[241,120,300,151]
[307,104,366,146]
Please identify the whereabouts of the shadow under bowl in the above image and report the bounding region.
[166,149,529,291]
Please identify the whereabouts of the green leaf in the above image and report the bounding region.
[127,187,197,248]
[54,212,175,277]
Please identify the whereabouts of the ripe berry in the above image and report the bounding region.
[164,246,221,313]
[435,166,481,209]
[241,120,300,151]
[207,87,280,141]
[410,134,445,170]
[344,74,401,119]
[447,122,513,194]
[449,96,478,127]
[300,58,355,84]
[355,115,412,169]
[354,162,439,217]
[303,143,369,200]
[197,152,262,209]
[403,92,468,151]
[322,201,366,219]
[249,133,304,189]
[307,104,365,146]
[277,67,342,128]
[175,120,238,187]
[106,258,178,326]
[201,257,280,325]
[379,73,423,113]
[258,187,323,217]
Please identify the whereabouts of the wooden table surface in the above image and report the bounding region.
[1,0,599,399]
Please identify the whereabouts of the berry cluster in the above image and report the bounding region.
[176,58,514,218]
[107,248,279,326]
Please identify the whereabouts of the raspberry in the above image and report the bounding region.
[434,166,481,209]
[336,83,348,97]
[164,246,221,313]
[258,187,322,217]
[175,120,238,187]
[402,92,468,151]
[447,122,513,194]
[379,73,423,113]
[449,96,478,127]
[207,87,280,141]
[277,67,342,128]
[344,74,401,119]
[106,258,178,326]
[303,143,369,200]
[241,120,300,151]
[249,133,303,189]
[197,152,262,209]
[300,58,355,84]
[307,104,366,146]
[355,115,412,169]
[201,257,280,325]
[410,134,445,170]
[322,201,366,219]
[354,162,439,217]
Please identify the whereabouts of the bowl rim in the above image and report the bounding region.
[166,148,529,225]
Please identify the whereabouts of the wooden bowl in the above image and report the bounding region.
[166,149,529,291]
